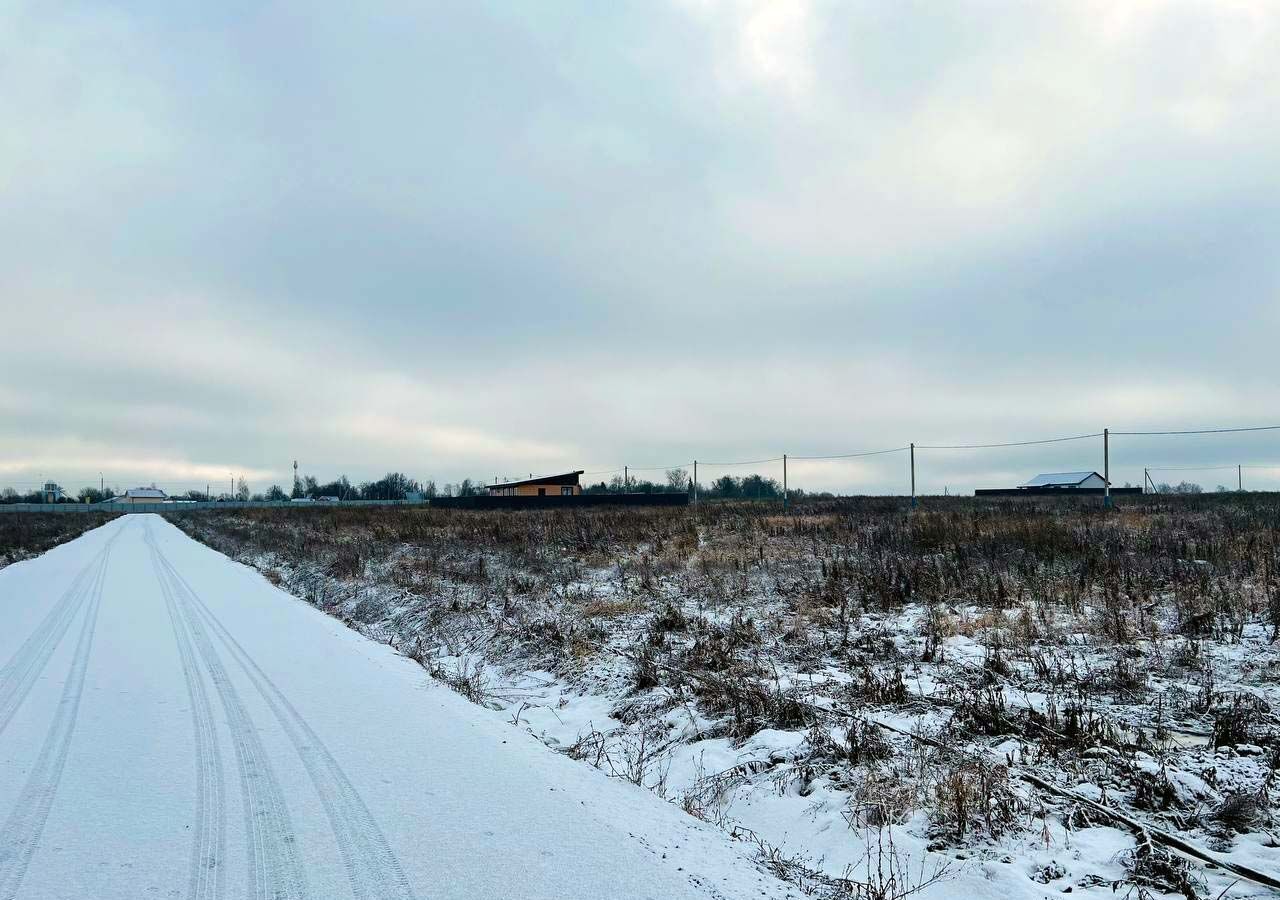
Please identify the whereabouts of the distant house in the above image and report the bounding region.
[109,487,169,505]
[976,471,1141,498]
[487,470,584,497]
[1020,472,1107,490]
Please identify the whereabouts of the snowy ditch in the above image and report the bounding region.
[172,503,1280,900]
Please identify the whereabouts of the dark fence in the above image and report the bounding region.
[974,487,1145,498]
[431,493,689,510]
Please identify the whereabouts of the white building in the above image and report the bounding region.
[1020,472,1106,490]
[108,487,169,505]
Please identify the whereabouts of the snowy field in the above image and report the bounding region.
[174,497,1280,900]
[0,514,797,899]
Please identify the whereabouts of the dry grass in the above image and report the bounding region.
[0,511,121,567]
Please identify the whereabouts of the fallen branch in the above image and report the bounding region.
[1018,771,1280,893]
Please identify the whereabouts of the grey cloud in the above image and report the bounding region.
[2,0,1278,495]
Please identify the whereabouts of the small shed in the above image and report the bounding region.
[487,471,584,497]
[1020,472,1106,490]
[41,482,69,503]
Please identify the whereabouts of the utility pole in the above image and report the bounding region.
[99,472,103,495]
[1239,464,1243,492]
[783,454,788,511]
[206,483,210,502]
[229,472,234,501]
[693,461,698,505]
[1103,428,1111,508]
[1144,468,1159,495]
[624,466,628,493]
[909,443,916,509]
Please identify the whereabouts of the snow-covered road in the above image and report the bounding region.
[0,515,792,900]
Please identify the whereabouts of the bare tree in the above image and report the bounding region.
[1156,481,1203,495]
[666,468,688,491]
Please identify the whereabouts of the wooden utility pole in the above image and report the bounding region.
[624,466,628,492]
[1103,428,1111,508]
[1239,464,1243,492]
[693,461,698,505]
[783,454,788,511]
[909,443,916,509]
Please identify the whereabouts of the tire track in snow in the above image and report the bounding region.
[0,524,113,900]
[0,526,122,739]
[155,539,418,900]
[151,535,309,900]
[145,521,227,900]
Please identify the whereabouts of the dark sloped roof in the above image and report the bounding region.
[489,471,584,489]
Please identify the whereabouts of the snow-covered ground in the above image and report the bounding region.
[0,514,799,899]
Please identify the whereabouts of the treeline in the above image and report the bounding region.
[262,472,422,501]
[0,472,427,504]
[278,473,501,500]
[581,468,833,501]
[1,468,842,504]
[1154,481,1204,495]
[1,486,119,504]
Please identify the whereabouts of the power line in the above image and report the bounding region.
[1145,465,1240,472]
[1114,424,1280,436]
[790,446,909,460]
[700,456,784,468]
[580,463,693,478]
[915,433,1102,450]
[5,421,1278,496]
[1149,464,1280,472]
[625,462,695,473]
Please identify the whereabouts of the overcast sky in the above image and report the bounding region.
[3,0,1278,495]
